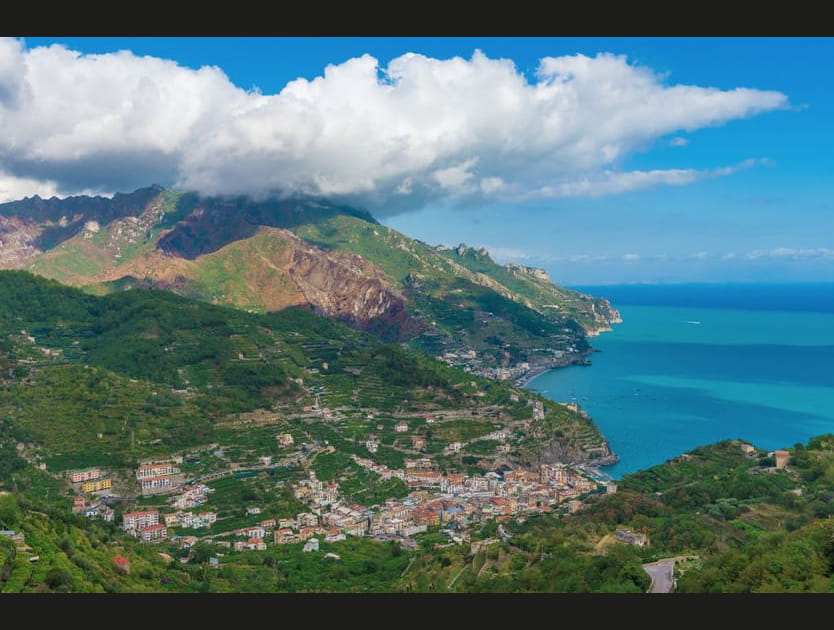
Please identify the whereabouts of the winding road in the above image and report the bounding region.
[642,556,691,593]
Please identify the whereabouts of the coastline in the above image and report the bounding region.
[515,316,623,472]
[514,365,552,388]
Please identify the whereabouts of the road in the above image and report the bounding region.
[642,557,685,593]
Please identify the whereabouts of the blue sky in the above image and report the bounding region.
[7,37,834,285]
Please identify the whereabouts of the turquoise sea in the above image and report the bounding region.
[527,283,834,480]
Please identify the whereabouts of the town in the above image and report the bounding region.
[65,447,616,559]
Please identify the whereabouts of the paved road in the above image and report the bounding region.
[642,558,680,593]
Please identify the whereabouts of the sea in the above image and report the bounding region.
[526,283,834,480]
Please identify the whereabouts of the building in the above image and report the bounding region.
[82,478,112,493]
[740,443,756,454]
[411,436,427,450]
[140,476,173,495]
[122,510,160,532]
[277,433,294,447]
[303,537,320,552]
[164,513,181,527]
[395,421,409,433]
[139,524,168,542]
[68,468,102,483]
[259,456,272,466]
[136,463,176,479]
[113,555,130,574]
[774,450,790,470]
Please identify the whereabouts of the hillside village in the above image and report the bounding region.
[62,425,615,563]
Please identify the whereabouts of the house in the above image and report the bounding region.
[140,476,173,495]
[136,463,176,479]
[303,537,320,552]
[274,528,295,544]
[740,443,756,454]
[248,537,267,551]
[411,436,427,450]
[278,518,297,530]
[297,513,319,527]
[245,506,262,516]
[395,421,409,433]
[68,468,102,483]
[323,552,341,561]
[258,456,272,466]
[113,555,130,574]
[441,474,466,494]
[72,496,86,512]
[242,526,266,539]
[259,519,276,530]
[414,508,441,526]
[298,526,317,541]
[82,478,112,493]
[122,510,160,532]
[277,433,294,447]
[139,524,168,542]
[164,513,181,527]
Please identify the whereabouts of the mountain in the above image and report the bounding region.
[0,186,620,378]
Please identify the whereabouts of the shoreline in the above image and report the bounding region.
[514,318,623,474]
[514,365,553,388]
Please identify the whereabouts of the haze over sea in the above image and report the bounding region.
[527,283,834,480]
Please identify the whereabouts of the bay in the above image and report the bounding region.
[526,284,834,479]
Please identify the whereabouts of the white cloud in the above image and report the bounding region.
[622,253,641,261]
[669,136,689,147]
[745,247,834,260]
[0,40,790,209]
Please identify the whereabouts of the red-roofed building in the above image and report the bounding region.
[139,524,168,542]
[113,555,130,574]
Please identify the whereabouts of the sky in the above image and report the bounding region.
[3,37,833,285]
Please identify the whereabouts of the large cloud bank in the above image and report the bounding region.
[0,38,788,211]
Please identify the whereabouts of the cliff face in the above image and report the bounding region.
[287,236,422,339]
[0,215,41,268]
